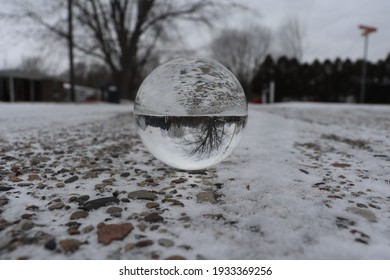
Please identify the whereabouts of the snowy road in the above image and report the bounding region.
[0,102,389,259]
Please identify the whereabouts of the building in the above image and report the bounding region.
[0,69,69,102]
[0,69,102,102]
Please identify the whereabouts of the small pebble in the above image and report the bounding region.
[8,175,22,182]
[120,172,130,177]
[150,225,160,231]
[82,225,94,233]
[64,175,79,184]
[136,239,154,247]
[59,239,82,253]
[107,207,123,217]
[128,190,157,201]
[28,174,40,181]
[26,205,39,211]
[158,238,174,247]
[165,255,186,260]
[70,210,89,220]
[68,227,80,235]
[18,220,35,231]
[196,192,217,204]
[146,202,159,209]
[48,202,65,210]
[356,203,368,208]
[80,196,119,211]
[125,243,136,251]
[97,223,134,245]
[44,239,57,251]
[137,223,147,232]
[171,178,187,184]
[369,203,381,209]
[21,213,35,220]
[0,186,14,192]
[144,213,164,223]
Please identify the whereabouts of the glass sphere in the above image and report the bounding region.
[134,57,247,170]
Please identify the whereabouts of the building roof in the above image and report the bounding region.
[0,69,66,82]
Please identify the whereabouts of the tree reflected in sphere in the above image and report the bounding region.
[134,57,248,170]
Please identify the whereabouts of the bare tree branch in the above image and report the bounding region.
[0,0,236,100]
[210,25,271,90]
[278,16,304,61]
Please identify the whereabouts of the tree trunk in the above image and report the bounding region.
[112,65,139,102]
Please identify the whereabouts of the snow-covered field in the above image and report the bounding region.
[0,102,389,259]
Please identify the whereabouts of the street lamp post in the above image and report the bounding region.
[68,0,75,102]
[358,24,377,104]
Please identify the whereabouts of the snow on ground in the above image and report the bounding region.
[0,102,389,259]
[0,102,131,139]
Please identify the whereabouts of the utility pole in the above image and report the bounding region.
[68,0,75,102]
[358,24,377,104]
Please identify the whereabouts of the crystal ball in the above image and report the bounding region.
[134,57,247,170]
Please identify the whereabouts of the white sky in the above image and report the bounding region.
[0,0,389,70]
[187,0,390,62]
[258,0,390,62]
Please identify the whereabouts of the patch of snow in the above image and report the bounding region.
[0,102,389,259]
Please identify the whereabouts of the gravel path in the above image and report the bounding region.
[1,103,389,259]
[0,109,231,259]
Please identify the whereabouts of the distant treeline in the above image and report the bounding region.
[251,54,390,103]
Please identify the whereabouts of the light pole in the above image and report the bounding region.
[358,24,377,104]
[68,0,75,102]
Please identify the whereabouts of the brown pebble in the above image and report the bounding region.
[128,190,157,201]
[146,202,159,209]
[196,192,217,204]
[9,175,22,182]
[331,162,351,168]
[59,239,82,253]
[144,213,164,223]
[82,225,94,233]
[28,174,40,181]
[136,239,154,247]
[171,178,187,184]
[95,184,105,190]
[125,243,136,251]
[56,182,65,188]
[70,210,89,220]
[68,227,80,235]
[107,207,123,214]
[97,223,134,245]
[21,213,36,220]
[137,223,147,232]
[48,202,65,210]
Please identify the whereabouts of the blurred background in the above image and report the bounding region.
[0,0,389,104]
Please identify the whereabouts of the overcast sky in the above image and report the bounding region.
[0,0,389,70]
[188,0,390,62]
[260,0,390,62]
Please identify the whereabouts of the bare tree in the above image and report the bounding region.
[1,0,229,101]
[278,16,304,61]
[17,56,49,75]
[209,25,271,93]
